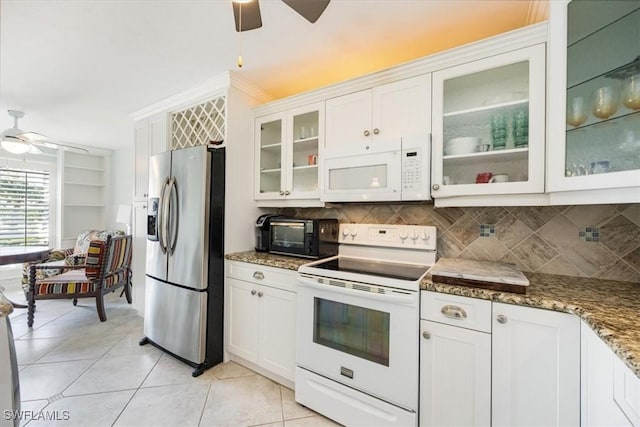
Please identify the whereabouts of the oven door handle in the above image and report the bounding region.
[297,275,417,305]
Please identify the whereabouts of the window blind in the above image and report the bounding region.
[0,168,50,246]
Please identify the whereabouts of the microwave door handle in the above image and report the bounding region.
[297,275,417,305]
[168,177,179,255]
[158,177,170,254]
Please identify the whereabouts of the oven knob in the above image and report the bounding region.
[350,228,358,237]
[411,230,419,241]
[399,230,408,241]
[342,228,350,238]
[421,231,430,241]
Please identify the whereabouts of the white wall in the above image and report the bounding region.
[107,142,134,230]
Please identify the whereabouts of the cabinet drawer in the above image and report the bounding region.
[226,261,297,293]
[421,291,492,333]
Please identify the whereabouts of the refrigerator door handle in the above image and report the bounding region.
[158,177,170,254]
[168,177,179,255]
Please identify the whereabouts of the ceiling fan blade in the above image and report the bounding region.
[17,131,49,142]
[31,140,89,153]
[233,0,262,32]
[282,0,330,23]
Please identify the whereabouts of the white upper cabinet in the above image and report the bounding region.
[547,1,640,198]
[254,102,323,205]
[431,44,546,199]
[325,74,431,155]
[133,112,167,202]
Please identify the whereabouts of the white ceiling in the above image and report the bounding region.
[0,0,545,151]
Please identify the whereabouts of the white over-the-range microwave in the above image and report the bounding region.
[321,135,431,202]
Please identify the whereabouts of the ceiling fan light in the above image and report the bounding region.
[1,139,31,154]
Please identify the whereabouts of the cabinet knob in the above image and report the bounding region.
[251,289,257,295]
[144,193,148,197]
[373,128,380,135]
[253,271,264,280]
[432,184,440,191]
[284,190,290,196]
[279,190,285,196]
[496,314,507,324]
[363,130,370,137]
[422,331,431,340]
[258,291,264,297]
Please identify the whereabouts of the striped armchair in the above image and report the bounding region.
[25,235,132,327]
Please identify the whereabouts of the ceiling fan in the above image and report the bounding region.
[232,0,331,32]
[0,110,88,154]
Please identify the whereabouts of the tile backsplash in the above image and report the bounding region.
[274,203,640,283]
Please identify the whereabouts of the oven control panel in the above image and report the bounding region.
[339,223,437,250]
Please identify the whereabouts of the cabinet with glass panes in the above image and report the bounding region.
[431,44,546,199]
[548,1,640,193]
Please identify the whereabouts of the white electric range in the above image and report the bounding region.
[295,223,437,426]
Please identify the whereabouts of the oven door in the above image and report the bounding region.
[296,274,419,410]
[322,142,402,202]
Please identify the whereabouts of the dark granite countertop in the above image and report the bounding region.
[225,251,640,377]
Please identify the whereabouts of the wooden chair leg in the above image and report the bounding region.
[27,299,35,328]
[96,293,107,322]
[124,282,132,304]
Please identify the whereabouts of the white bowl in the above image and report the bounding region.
[445,137,479,155]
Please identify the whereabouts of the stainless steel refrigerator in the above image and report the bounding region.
[139,145,225,377]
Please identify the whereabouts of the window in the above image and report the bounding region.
[0,168,50,246]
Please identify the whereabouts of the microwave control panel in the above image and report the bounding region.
[401,135,431,201]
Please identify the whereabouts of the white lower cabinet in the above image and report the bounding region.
[492,302,580,427]
[131,201,147,315]
[419,320,491,426]
[225,261,297,384]
[581,321,632,426]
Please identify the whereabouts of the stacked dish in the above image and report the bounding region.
[444,137,479,155]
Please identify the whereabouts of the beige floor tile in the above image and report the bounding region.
[16,399,48,427]
[13,337,65,365]
[200,375,283,426]
[114,383,210,427]
[284,415,342,426]
[18,359,95,401]
[64,353,160,396]
[37,332,123,363]
[209,360,257,380]
[281,386,314,421]
[141,353,218,388]
[104,333,163,359]
[27,390,135,427]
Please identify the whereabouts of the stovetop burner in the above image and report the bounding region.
[312,257,430,282]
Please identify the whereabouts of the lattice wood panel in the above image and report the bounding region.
[170,97,226,150]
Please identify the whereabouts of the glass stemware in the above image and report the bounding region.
[592,86,619,120]
[622,73,640,111]
[567,96,587,127]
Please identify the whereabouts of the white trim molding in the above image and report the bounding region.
[527,1,550,25]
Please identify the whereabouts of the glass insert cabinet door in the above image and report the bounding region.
[565,3,640,182]
[288,107,321,198]
[256,115,284,198]
[431,44,546,198]
[548,1,640,193]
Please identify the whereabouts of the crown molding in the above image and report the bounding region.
[130,71,273,121]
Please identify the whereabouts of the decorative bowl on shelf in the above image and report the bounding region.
[444,137,480,155]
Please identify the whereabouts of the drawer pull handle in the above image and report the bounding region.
[251,289,257,295]
[422,331,431,340]
[253,271,264,280]
[441,305,467,319]
[496,314,507,324]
